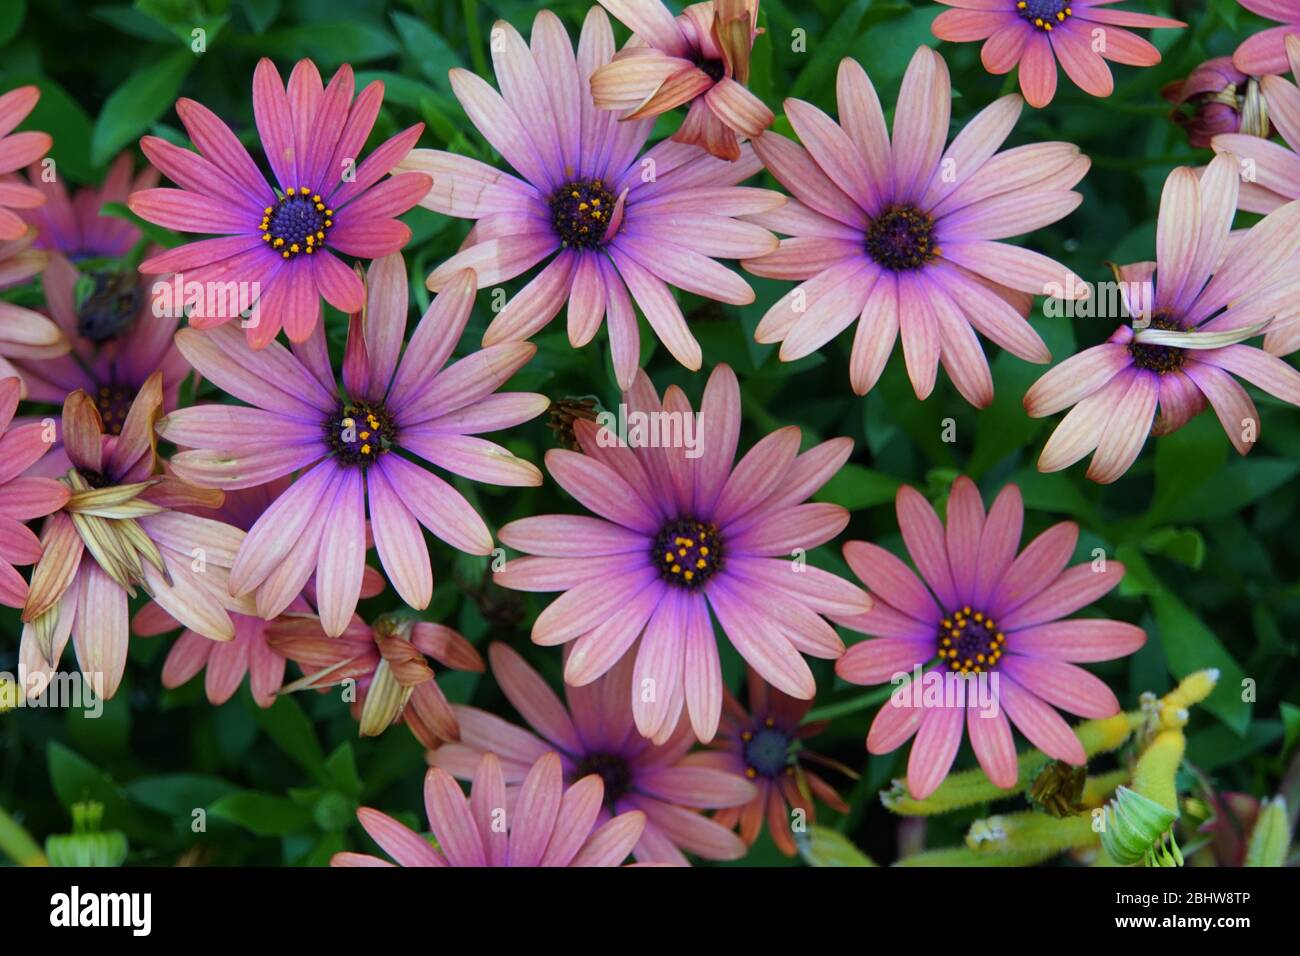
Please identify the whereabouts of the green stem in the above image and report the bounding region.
[463,0,487,79]
[805,686,892,723]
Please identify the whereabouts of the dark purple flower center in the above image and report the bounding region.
[95,383,137,437]
[573,753,631,807]
[325,400,396,467]
[865,204,938,272]
[77,271,141,344]
[1128,314,1186,374]
[260,186,332,259]
[937,606,1006,674]
[742,719,795,779]
[653,518,723,589]
[1016,0,1072,31]
[550,179,615,249]
[76,468,110,489]
[697,57,726,83]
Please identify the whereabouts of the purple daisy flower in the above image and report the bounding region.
[334,752,647,868]
[430,642,756,866]
[493,363,871,742]
[741,47,1090,404]
[157,257,548,637]
[128,59,431,349]
[1024,154,1300,483]
[397,8,782,389]
[835,476,1144,799]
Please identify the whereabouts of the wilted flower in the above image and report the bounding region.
[431,642,756,865]
[591,0,772,161]
[1024,155,1300,482]
[834,477,1143,800]
[18,373,252,699]
[131,481,382,708]
[1162,57,1270,149]
[743,49,1088,403]
[0,376,69,607]
[494,363,868,742]
[269,610,483,746]
[129,59,430,347]
[158,258,545,636]
[931,0,1183,108]
[397,8,781,389]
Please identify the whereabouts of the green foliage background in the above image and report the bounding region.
[1,0,1297,866]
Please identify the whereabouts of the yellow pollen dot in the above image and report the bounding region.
[746,768,757,779]
[286,187,295,196]
[289,243,299,253]
[1034,17,1043,25]
[262,233,272,242]
[1056,10,1065,19]
[306,246,314,253]
[684,571,694,581]
[325,209,333,216]
[359,431,370,440]
[741,731,753,741]
[696,559,706,569]
[664,552,674,562]
[312,194,321,203]
[264,206,273,215]
[699,546,709,556]
[671,565,681,574]
[361,443,371,455]
[273,238,284,247]
[282,251,290,258]
[764,718,775,728]
[324,219,332,227]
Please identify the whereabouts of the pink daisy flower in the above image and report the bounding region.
[1233,0,1300,75]
[5,254,188,476]
[834,477,1144,800]
[430,642,755,865]
[158,258,546,637]
[1214,34,1300,354]
[333,752,647,868]
[128,59,431,348]
[931,0,1183,108]
[0,376,70,608]
[742,49,1088,403]
[1024,154,1300,483]
[21,152,158,259]
[269,608,483,747]
[590,0,773,161]
[493,363,869,742]
[0,229,64,389]
[697,668,853,856]
[130,480,384,708]
[396,8,781,389]
[19,373,253,700]
[0,86,51,241]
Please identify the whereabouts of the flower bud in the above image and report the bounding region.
[1163,58,1269,148]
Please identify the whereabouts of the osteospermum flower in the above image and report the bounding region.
[128,59,430,347]
[6,256,188,474]
[396,8,781,389]
[742,49,1088,403]
[1233,0,1300,74]
[931,0,1183,108]
[697,668,853,856]
[430,642,755,865]
[18,374,253,700]
[131,481,384,708]
[158,259,546,636]
[22,153,157,259]
[0,376,70,607]
[333,752,646,868]
[269,610,483,747]
[590,0,773,161]
[1024,154,1300,483]
[834,477,1144,799]
[0,86,51,240]
[1162,57,1270,150]
[493,363,869,742]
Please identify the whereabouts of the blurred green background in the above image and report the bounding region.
[1,0,1296,866]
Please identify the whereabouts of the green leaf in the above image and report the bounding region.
[46,743,168,844]
[1163,458,1300,523]
[250,22,398,66]
[1140,527,1205,570]
[1150,592,1250,735]
[0,0,26,46]
[91,49,196,166]
[209,791,314,836]
[391,11,463,91]
[251,694,330,784]
[813,463,900,511]
[797,825,876,867]
[125,774,238,817]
